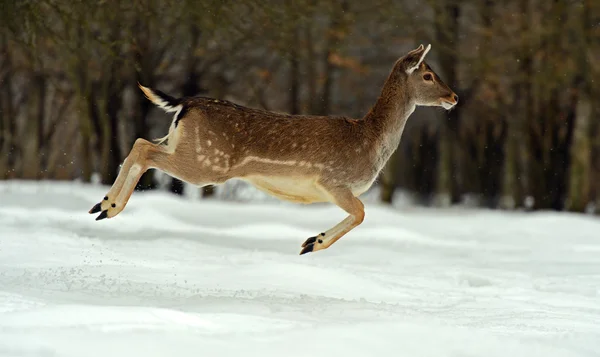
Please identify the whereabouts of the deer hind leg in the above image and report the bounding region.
[88,138,164,220]
[89,138,214,220]
[299,183,365,255]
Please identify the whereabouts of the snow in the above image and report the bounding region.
[1,180,599,357]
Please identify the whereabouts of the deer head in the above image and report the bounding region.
[398,44,458,110]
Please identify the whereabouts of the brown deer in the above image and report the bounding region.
[89,44,457,255]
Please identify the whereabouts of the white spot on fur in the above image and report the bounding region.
[207,140,212,147]
[292,143,297,148]
[209,154,231,173]
[197,155,206,162]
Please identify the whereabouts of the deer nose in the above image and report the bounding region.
[453,94,459,103]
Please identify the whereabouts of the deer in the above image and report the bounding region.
[88,44,458,255]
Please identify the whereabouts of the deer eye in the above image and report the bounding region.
[423,73,433,81]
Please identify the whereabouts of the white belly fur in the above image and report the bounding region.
[243,175,328,204]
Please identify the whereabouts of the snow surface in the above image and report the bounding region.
[1,180,599,357]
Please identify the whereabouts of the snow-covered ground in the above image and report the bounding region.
[1,180,599,357]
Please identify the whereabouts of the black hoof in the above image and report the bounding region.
[89,202,102,214]
[300,243,314,255]
[301,233,325,247]
[95,210,109,221]
[302,236,317,247]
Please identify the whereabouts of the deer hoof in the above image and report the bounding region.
[301,233,325,248]
[301,236,316,248]
[300,243,314,255]
[95,210,109,221]
[89,196,121,220]
[299,234,326,255]
[89,202,102,214]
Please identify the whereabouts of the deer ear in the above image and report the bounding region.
[405,44,432,74]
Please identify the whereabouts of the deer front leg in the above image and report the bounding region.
[89,138,168,220]
[300,183,365,255]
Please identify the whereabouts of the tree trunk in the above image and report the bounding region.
[591,100,600,214]
[133,77,156,191]
[288,30,300,115]
[379,152,398,204]
[97,23,123,186]
[73,20,94,183]
[480,119,506,208]
[305,27,317,114]
[566,93,591,212]
[35,74,46,179]
[97,73,122,186]
[316,1,348,116]
[131,16,158,191]
[566,0,594,212]
[107,86,122,185]
[78,97,94,183]
[414,125,438,205]
[550,84,577,211]
[503,0,531,210]
[434,0,462,205]
[317,33,335,114]
[476,0,506,208]
[0,55,17,179]
[436,122,453,206]
[526,0,573,211]
[502,116,521,210]
[22,74,46,179]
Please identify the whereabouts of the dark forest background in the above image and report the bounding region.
[1,0,599,213]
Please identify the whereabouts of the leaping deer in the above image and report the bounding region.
[89,44,457,255]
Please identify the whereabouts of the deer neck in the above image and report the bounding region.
[364,73,416,167]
